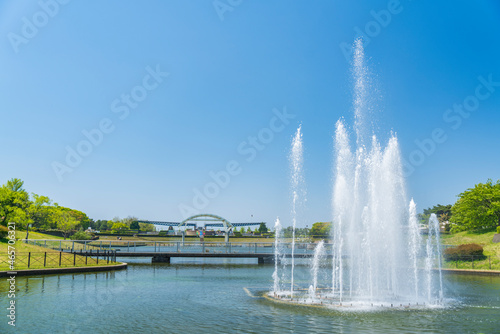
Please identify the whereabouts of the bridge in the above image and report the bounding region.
[137,214,265,242]
[26,240,328,264]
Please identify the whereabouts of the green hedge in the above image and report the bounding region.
[444,243,485,261]
[70,231,92,240]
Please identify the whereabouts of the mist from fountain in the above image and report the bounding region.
[272,217,283,294]
[408,199,422,299]
[309,240,325,299]
[426,213,444,302]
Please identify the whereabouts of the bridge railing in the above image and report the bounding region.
[23,239,328,255]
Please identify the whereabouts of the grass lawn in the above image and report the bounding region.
[0,234,119,271]
[440,230,500,270]
[23,231,65,240]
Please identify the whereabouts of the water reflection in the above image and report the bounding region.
[0,264,499,333]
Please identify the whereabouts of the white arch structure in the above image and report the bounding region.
[178,214,234,242]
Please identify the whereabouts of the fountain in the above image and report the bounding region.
[272,217,283,294]
[289,125,304,297]
[269,38,443,308]
[309,240,325,300]
[408,199,422,299]
[426,213,444,301]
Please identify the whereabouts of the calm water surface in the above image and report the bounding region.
[1,258,499,333]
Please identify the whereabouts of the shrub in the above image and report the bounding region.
[443,243,485,261]
[497,226,500,234]
[310,222,332,238]
[70,231,91,240]
[0,225,8,239]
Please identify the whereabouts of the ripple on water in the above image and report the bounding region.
[0,265,499,333]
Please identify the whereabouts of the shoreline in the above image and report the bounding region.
[439,268,500,276]
[0,262,128,277]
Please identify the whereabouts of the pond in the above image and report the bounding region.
[1,258,499,333]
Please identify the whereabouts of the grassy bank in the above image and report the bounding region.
[440,230,500,270]
[24,231,65,240]
[0,234,119,271]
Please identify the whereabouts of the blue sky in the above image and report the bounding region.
[1,0,499,227]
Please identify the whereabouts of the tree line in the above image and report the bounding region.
[3,177,496,239]
[420,179,500,233]
[0,178,91,238]
[0,178,154,239]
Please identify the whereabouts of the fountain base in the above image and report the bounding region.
[265,290,445,310]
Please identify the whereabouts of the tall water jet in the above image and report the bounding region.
[332,120,352,301]
[408,199,422,299]
[353,38,368,147]
[272,217,283,294]
[269,37,443,308]
[330,38,437,305]
[425,214,444,302]
[289,125,304,296]
[309,240,325,299]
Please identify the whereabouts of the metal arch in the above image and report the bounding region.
[178,214,234,231]
[136,220,180,227]
[232,222,264,227]
[136,220,200,228]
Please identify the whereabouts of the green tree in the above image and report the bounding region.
[0,178,31,226]
[282,226,293,238]
[27,194,53,229]
[130,221,140,230]
[450,179,500,232]
[258,222,268,233]
[139,222,155,232]
[64,208,90,229]
[107,218,119,230]
[56,210,79,239]
[111,222,129,232]
[97,220,109,231]
[87,219,97,230]
[121,216,137,228]
[6,178,25,192]
[310,222,332,238]
[419,204,452,224]
[0,179,92,236]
